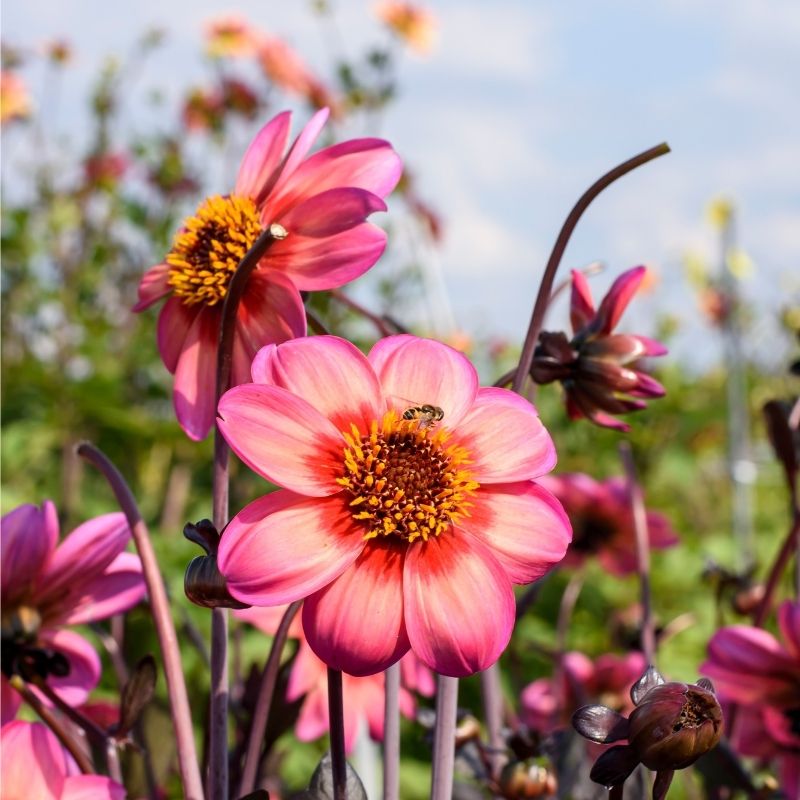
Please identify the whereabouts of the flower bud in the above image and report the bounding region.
[627,681,723,770]
[184,554,249,609]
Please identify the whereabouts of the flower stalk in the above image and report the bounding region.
[327,667,348,800]
[431,674,459,800]
[382,661,401,800]
[77,441,205,800]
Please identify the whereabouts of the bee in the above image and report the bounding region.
[402,403,444,430]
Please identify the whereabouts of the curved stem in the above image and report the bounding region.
[555,570,585,656]
[238,600,302,797]
[330,288,396,338]
[620,442,655,665]
[327,667,348,800]
[77,442,205,800]
[431,674,459,800]
[511,143,670,394]
[306,307,332,336]
[382,662,401,800]
[753,513,800,628]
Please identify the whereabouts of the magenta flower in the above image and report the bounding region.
[521,650,646,734]
[0,720,126,799]
[1,502,145,723]
[537,472,678,576]
[236,604,426,754]
[134,108,402,440]
[530,266,667,431]
[218,334,571,677]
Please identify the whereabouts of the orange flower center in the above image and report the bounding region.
[336,410,479,543]
[166,194,262,307]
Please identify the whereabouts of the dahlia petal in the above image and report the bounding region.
[279,188,387,237]
[38,629,101,708]
[303,541,409,676]
[0,720,65,800]
[58,552,146,626]
[400,653,436,697]
[173,305,220,441]
[294,684,329,744]
[235,110,292,201]
[630,372,666,398]
[778,601,800,660]
[218,490,364,605]
[570,269,596,332]
[132,262,171,312]
[61,776,127,800]
[635,335,669,357]
[217,384,344,495]
[287,641,325,701]
[157,296,198,374]
[265,222,387,291]
[270,136,402,216]
[369,335,479,428]
[1,501,58,605]
[565,387,632,431]
[459,483,571,584]
[456,388,556,482]
[594,266,646,334]
[404,531,515,677]
[37,512,130,608]
[1,677,22,725]
[249,336,384,433]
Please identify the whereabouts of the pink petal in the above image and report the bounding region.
[400,652,436,697]
[287,640,326,701]
[1,720,65,800]
[234,604,304,639]
[61,776,127,800]
[38,629,101,708]
[218,490,364,605]
[403,531,515,677]
[634,335,669,357]
[570,269,596,332]
[368,335,479,428]
[456,388,556,482]
[458,483,571,584]
[218,383,344,496]
[1,501,58,605]
[37,512,130,606]
[173,304,220,441]
[1,677,22,725]
[778,601,800,660]
[294,683,330,745]
[249,335,384,433]
[268,136,402,218]
[157,296,198,374]
[278,188,386,237]
[235,110,292,202]
[303,541,409,676]
[132,262,171,312]
[265,222,387,291]
[594,266,646,334]
[58,552,146,626]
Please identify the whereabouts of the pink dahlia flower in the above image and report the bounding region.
[134,108,402,440]
[236,604,428,753]
[1,502,145,724]
[218,334,571,677]
[537,472,678,576]
[521,650,646,734]
[0,720,126,799]
[530,266,667,431]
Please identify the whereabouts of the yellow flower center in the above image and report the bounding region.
[337,410,479,543]
[166,194,263,306]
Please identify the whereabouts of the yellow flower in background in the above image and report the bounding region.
[203,15,257,58]
[726,247,754,279]
[375,1,437,54]
[706,197,734,230]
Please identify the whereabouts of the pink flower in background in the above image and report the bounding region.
[0,70,32,125]
[521,650,646,733]
[531,266,667,431]
[218,334,571,677]
[0,720,126,799]
[1,502,145,723]
[134,108,402,440]
[236,604,429,753]
[538,473,678,576]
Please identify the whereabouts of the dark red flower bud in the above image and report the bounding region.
[183,520,249,609]
[628,681,723,770]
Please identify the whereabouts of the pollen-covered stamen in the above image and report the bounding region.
[336,411,479,543]
[166,194,264,307]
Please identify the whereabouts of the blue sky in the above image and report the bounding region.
[4,0,799,370]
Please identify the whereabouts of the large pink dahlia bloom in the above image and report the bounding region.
[1,720,126,799]
[1,502,145,723]
[217,335,571,677]
[134,108,402,440]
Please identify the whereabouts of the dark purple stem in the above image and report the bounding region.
[753,513,800,628]
[330,287,396,337]
[382,661,401,800]
[511,143,670,394]
[609,785,624,800]
[238,600,302,797]
[210,224,284,800]
[431,674,459,800]
[77,441,205,799]
[620,442,655,665]
[327,667,348,800]
[480,665,504,780]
